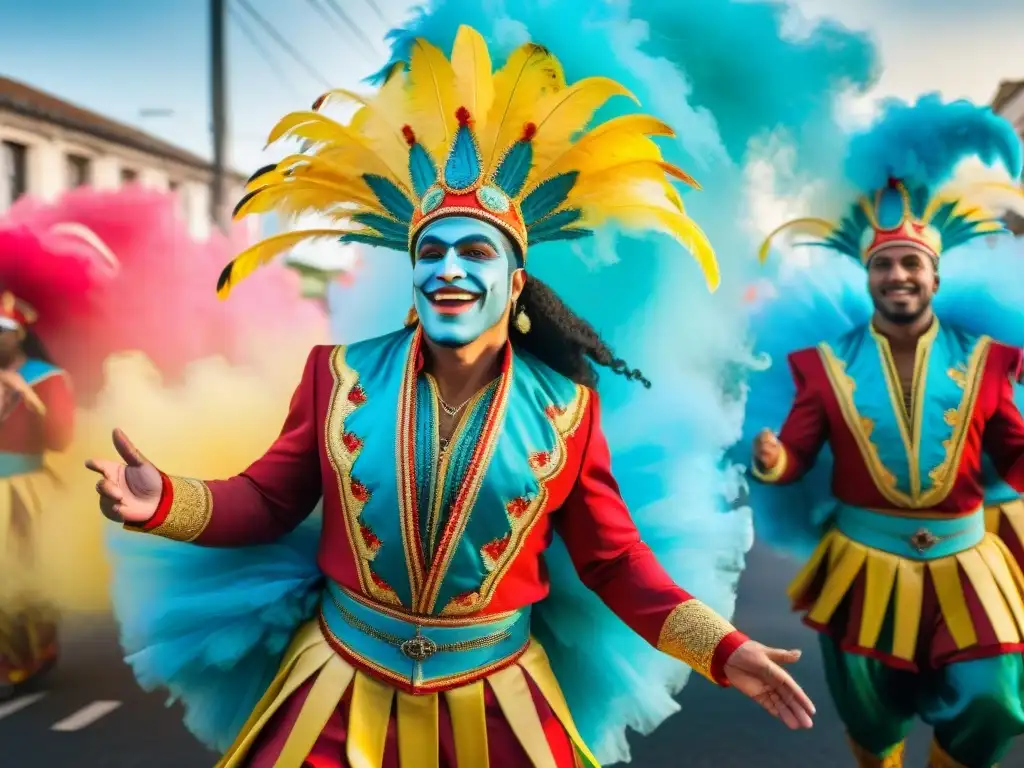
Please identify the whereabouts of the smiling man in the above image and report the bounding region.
[87,26,815,768]
[752,97,1024,768]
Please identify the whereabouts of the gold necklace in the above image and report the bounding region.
[437,392,473,418]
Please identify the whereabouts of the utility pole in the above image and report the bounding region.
[210,0,229,232]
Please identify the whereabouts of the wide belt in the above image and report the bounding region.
[0,453,43,479]
[835,504,986,561]
[319,581,530,691]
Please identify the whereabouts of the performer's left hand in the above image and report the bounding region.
[723,640,815,729]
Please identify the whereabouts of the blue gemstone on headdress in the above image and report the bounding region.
[477,185,510,214]
[421,186,444,214]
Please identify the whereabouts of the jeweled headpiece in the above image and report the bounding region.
[759,95,1024,267]
[217,25,719,297]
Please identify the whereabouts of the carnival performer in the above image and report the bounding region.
[89,25,815,768]
[749,96,1024,768]
[0,222,113,697]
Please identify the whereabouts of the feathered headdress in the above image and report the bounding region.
[759,95,1024,266]
[217,25,719,298]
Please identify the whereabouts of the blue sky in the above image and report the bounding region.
[0,0,1019,176]
[0,0,407,172]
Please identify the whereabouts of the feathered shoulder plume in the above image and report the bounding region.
[760,94,1024,266]
[218,24,719,298]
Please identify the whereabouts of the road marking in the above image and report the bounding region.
[51,700,122,731]
[0,692,47,721]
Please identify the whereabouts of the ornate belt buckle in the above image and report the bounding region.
[909,528,940,554]
[400,629,437,662]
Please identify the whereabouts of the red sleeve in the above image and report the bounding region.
[33,372,75,451]
[983,345,1024,491]
[752,349,829,485]
[555,392,748,685]
[135,346,325,546]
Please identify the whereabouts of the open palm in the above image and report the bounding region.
[724,641,815,730]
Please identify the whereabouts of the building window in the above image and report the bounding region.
[120,167,138,184]
[1,140,29,208]
[66,154,91,188]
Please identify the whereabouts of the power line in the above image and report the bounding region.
[228,4,303,97]
[233,0,333,90]
[303,0,376,63]
[320,0,381,57]
[360,0,391,28]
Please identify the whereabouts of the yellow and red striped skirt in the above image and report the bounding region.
[217,621,599,768]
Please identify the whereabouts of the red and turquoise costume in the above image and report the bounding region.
[106,19,751,768]
[749,96,1024,767]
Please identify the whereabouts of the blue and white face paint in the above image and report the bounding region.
[412,217,519,347]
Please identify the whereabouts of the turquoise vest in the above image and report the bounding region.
[328,328,588,618]
[817,321,991,510]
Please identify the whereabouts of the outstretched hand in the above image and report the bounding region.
[85,428,162,525]
[724,640,815,730]
[753,428,782,471]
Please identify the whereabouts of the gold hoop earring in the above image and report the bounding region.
[513,302,531,334]
[404,306,419,327]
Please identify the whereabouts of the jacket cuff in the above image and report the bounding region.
[124,472,212,542]
[751,444,788,483]
[656,598,747,686]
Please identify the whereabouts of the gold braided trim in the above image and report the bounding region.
[656,598,736,681]
[928,740,971,768]
[848,736,905,767]
[146,476,212,542]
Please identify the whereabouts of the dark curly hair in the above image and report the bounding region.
[21,328,54,365]
[510,275,650,389]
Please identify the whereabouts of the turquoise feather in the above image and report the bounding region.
[527,208,582,239]
[363,174,414,222]
[529,227,593,245]
[409,144,438,198]
[339,231,407,250]
[521,172,579,225]
[444,123,482,190]
[493,140,534,198]
[352,213,409,239]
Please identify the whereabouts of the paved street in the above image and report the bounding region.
[2,546,1022,766]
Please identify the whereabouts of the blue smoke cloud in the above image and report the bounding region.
[844,93,1023,192]
[328,0,877,762]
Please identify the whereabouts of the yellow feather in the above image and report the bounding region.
[451,25,494,127]
[407,39,459,155]
[266,112,398,180]
[528,77,637,179]
[924,181,1024,222]
[480,43,565,174]
[757,218,835,263]
[234,181,382,221]
[528,115,676,188]
[582,204,719,291]
[266,111,346,146]
[274,153,397,198]
[314,83,411,187]
[217,229,349,299]
[566,161,691,218]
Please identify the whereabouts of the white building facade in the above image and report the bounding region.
[992,79,1024,235]
[0,75,254,242]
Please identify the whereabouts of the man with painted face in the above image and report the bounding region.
[752,97,1024,768]
[88,27,815,768]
